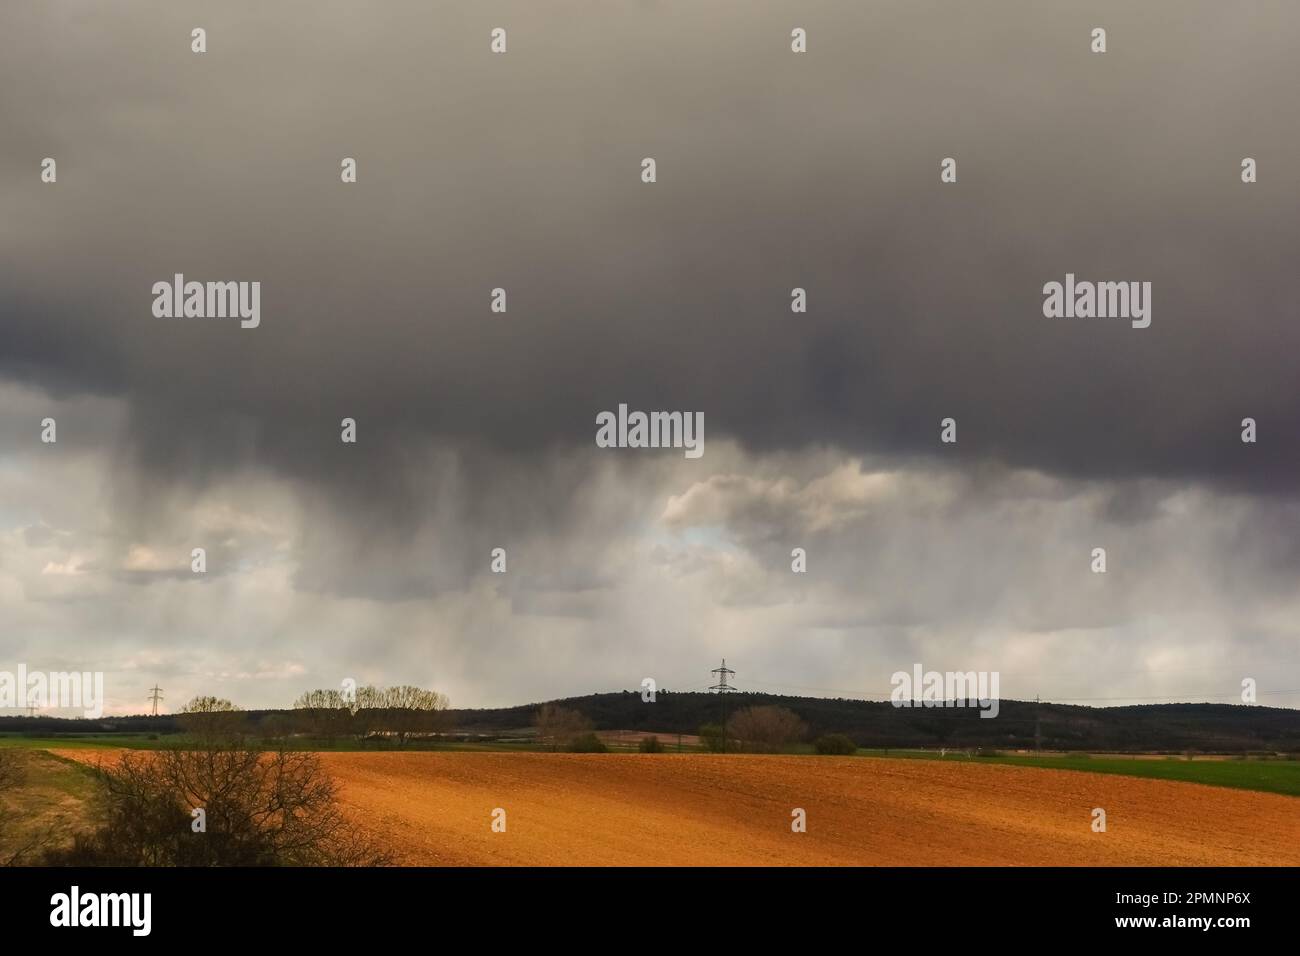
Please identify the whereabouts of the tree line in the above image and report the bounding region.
[288,685,452,746]
[164,686,453,747]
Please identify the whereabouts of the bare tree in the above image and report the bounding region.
[344,684,378,742]
[177,696,245,743]
[377,685,451,747]
[728,705,808,753]
[534,704,592,751]
[292,689,351,745]
[292,685,451,747]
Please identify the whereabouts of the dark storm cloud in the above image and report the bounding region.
[3,2,1300,710]
[2,0,1298,508]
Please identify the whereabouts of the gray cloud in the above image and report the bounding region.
[1,2,1298,710]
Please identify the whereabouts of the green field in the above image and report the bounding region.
[860,749,1300,798]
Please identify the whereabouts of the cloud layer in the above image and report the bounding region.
[2,2,1298,711]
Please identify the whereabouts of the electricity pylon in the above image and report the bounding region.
[708,659,737,754]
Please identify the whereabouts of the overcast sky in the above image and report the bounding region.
[3,1,1299,714]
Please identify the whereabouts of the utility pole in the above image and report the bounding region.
[708,659,737,754]
[1034,694,1043,753]
[147,685,164,716]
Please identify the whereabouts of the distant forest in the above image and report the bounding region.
[4,691,1300,752]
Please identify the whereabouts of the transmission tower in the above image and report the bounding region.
[708,659,738,754]
[25,700,37,718]
[1034,694,1043,753]
[147,685,165,716]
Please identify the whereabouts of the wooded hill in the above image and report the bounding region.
[446,692,1300,752]
[4,691,1299,752]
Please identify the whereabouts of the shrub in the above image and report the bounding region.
[813,734,857,755]
[639,736,664,753]
[699,723,728,753]
[567,733,608,753]
[42,742,388,866]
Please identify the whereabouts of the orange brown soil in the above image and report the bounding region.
[51,748,1298,866]
[307,752,1300,866]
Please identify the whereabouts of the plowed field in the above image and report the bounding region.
[310,752,1300,866]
